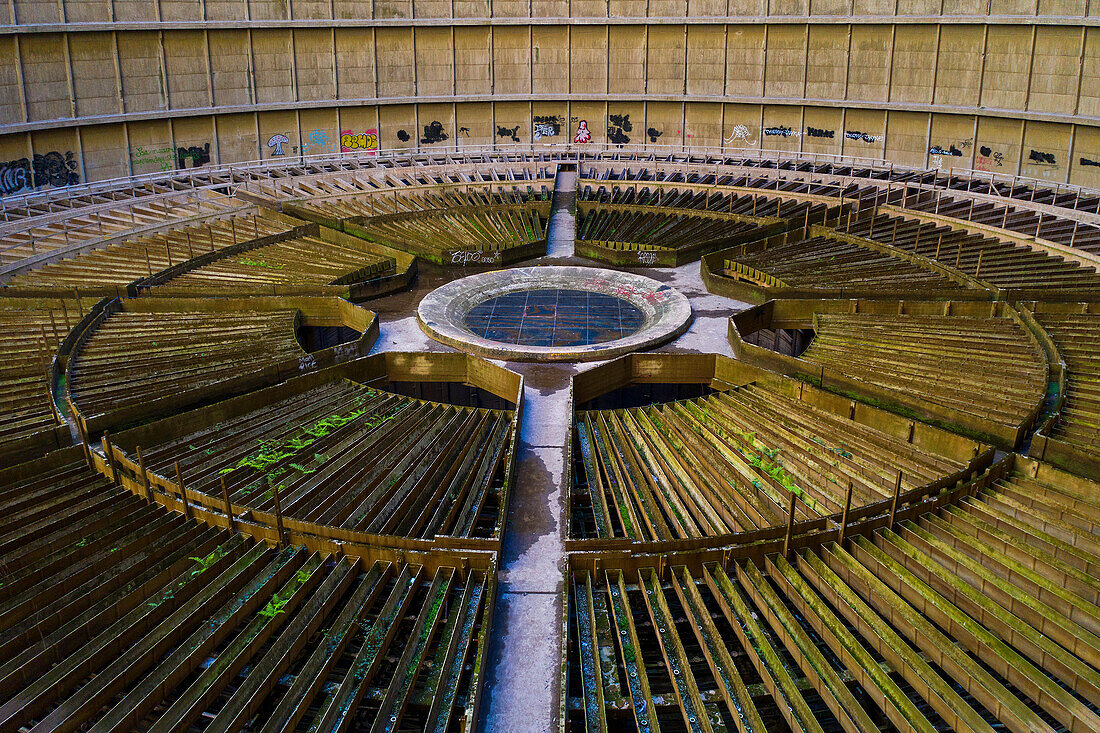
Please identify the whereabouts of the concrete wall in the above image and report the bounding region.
[3,12,1100,188]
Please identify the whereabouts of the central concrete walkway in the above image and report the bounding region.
[545,167,577,259]
[479,363,572,732]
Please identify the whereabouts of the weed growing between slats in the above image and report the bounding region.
[219,389,406,479]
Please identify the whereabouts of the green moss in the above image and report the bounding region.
[239,257,284,270]
[220,393,403,477]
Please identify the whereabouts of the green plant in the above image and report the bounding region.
[220,398,406,477]
[239,257,284,270]
[259,594,289,618]
[190,546,227,576]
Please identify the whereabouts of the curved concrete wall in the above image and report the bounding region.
[2,2,1099,188]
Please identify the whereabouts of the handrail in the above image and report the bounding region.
[6,141,1098,219]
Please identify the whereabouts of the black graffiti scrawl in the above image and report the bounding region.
[420,121,448,145]
[647,128,663,143]
[497,125,521,143]
[607,114,632,145]
[0,150,80,194]
[1029,149,1057,166]
[397,129,411,143]
[0,159,31,195]
[176,143,211,169]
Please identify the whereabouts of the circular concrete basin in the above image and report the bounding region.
[417,266,692,361]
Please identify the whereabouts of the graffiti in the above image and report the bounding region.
[267,134,289,156]
[340,129,378,154]
[533,115,563,141]
[496,125,521,143]
[647,128,663,143]
[451,250,500,265]
[976,145,1005,171]
[607,114,632,145]
[637,251,658,265]
[0,159,30,194]
[420,121,448,145]
[533,123,556,140]
[806,126,835,139]
[1028,149,1056,166]
[397,129,411,143]
[723,124,755,146]
[0,153,80,193]
[929,144,964,157]
[176,143,211,169]
[134,146,176,172]
[764,125,798,138]
[1081,157,1100,168]
[303,130,335,155]
[3,151,83,191]
[845,130,879,143]
[459,126,471,136]
[573,120,591,144]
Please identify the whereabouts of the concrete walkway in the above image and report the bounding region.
[478,363,572,733]
[545,168,577,259]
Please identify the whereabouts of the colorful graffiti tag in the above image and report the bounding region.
[341,129,379,154]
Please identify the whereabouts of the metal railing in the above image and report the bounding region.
[8,141,1094,219]
[4,142,1100,274]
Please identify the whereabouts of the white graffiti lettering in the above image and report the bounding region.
[450,250,500,265]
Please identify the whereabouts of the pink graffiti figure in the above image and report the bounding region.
[573,120,591,144]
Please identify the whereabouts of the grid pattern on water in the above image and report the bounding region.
[463,288,644,347]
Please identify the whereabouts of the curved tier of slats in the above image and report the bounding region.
[0,297,82,457]
[838,214,1100,297]
[564,456,1100,732]
[0,457,492,733]
[132,380,514,540]
[0,190,249,269]
[351,195,550,263]
[719,234,968,295]
[3,210,296,293]
[905,193,1100,254]
[799,313,1047,433]
[70,308,304,421]
[571,383,984,541]
[1031,308,1100,465]
[237,160,555,264]
[157,232,397,296]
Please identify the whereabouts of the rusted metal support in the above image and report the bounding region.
[174,460,193,520]
[76,415,93,467]
[136,445,153,501]
[837,479,854,546]
[782,491,797,558]
[220,475,237,532]
[888,470,903,530]
[102,430,122,485]
[267,476,288,547]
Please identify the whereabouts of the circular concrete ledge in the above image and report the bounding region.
[417,266,692,362]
